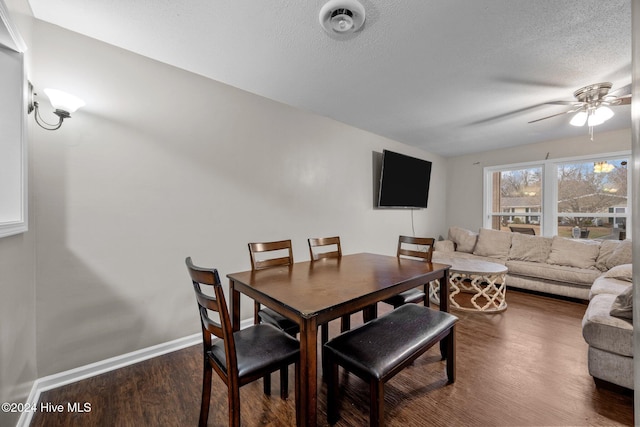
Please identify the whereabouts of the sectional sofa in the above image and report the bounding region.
[433,226,632,300]
[433,226,634,390]
[582,265,633,390]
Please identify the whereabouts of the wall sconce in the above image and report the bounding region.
[27,81,85,130]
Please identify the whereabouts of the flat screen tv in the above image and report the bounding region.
[377,150,432,208]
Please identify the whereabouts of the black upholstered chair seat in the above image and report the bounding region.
[258,307,299,336]
[381,236,435,310]
[210,323,300,378]
[325,304,457,380]
[382,288,425,309]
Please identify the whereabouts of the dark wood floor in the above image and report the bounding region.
[30,290,633,426]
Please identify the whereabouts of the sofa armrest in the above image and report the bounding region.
[434,240,456,253]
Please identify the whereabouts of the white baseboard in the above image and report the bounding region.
[17,318,253,427]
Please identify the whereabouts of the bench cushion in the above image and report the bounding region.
[324,304,458,380]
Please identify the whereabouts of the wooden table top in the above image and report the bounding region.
[228,252,450,318]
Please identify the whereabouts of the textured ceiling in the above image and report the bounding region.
[27,0,632,157]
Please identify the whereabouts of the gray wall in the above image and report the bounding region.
[0,232,36,427]
[27,20,447,377]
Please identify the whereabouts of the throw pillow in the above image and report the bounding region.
[596,240,619,271]
[508,233,552,263]
[447,226,478,253]
[610,286,633,320]
[546,236,600,269]
[596,240,632,271]
[473,228,513,260]
[434,240,455,252]
[603,264,633,282]
[607,240,632,270]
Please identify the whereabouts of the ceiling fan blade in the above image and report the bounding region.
[544,101,584,106]
[615,95,631,105]
[609,83,632,97]
[528,110,575,123]
[604,94,632,106]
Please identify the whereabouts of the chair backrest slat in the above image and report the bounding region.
[248,240,294,270]
[397,235,434,262]
[308,236,342,261]
[185,257,237,374]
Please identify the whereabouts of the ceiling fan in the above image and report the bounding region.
[528,82,631,139]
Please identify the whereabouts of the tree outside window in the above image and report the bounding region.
[489,167,542,234]
[485,153,631,239]
[557,158,628,239]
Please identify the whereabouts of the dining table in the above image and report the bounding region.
[227,252,451,427]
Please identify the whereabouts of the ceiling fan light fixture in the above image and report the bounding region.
[319,0,365,35]
[570,111,588,126]
[593,106,614,123]
[594,161,615,174]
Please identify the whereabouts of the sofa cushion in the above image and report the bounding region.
[610,286,633,320]
[473,228,513,260]
[447,226,478,253]
[434,240,455,253]
[596,240,633,271]
[590,275,632,299]
[582,293,633,357]
[603,263,633,282]
[596,240,619,271]
[506,260,600,286]
[546,236,600,269]
[507,233,552,263]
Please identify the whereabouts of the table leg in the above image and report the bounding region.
[439,268,450,313]
[229,279,240,332]
[439,269,450,360]
[362,304,378,322]
[299,316,318,427]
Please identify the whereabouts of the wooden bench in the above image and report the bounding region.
[323,304,458,427]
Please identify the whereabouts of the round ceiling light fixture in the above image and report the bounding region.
[319,0,366,34]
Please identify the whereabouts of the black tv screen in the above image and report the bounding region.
[377,150,432,208]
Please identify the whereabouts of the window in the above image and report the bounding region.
[485,165,543,235]
[484,152,631,238]
[0,4,28,238]
[556,157,628,239]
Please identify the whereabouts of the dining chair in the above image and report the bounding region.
[248,239,300,336]
[308,236,352,342]
[308,236,362,333]
[185,257,300,427]
[307,236,342,260]
[509,226,536,235]
[382,235,435,308]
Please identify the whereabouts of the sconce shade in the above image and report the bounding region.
[43,88,85,113]
[27,81,86,131]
